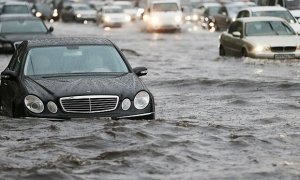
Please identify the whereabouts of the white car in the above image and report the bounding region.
[219,17,300,59]
[113,1,138,21]
[142,0,183,32]
[237,6,300,32]
[97,5,131,27]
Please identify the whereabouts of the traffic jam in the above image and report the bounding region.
[1,0,300,179]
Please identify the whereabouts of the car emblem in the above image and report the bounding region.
[86,90,91,93]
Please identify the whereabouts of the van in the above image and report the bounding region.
[142,0,183,32]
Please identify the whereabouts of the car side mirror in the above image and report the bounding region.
[1,70,17,80]
[48,26,54,33]
[133,67,148,77]
[232,31,241,38]
[181,7,184,12]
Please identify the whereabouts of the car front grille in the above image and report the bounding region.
[271,46,296,52]
[60,95,119,113]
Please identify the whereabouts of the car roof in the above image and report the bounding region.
[240,6,288,12]
[25,37,113,48]
[0,14,38,21]
[237,16,287,23]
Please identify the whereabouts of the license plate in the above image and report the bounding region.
[274,54,295,59]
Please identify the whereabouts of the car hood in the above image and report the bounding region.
[0,33,51,43]
[104,13,126,18]
[290,23,300,32]
[245,36,300,47]
[24,73,147,99]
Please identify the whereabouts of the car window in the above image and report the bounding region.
[2,5,30,14]
[245,21,295,36]
[152,3,179,12]
[24,45,129,76]
[252,11,296,24]
[237,10,250,18]
[218,6,227,16]
[0,20,48,33]
[228,21,242,34]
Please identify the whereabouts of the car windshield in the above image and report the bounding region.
[208,6,219,16]
[24,45,129,76]
[104,8,123,13]
[73,5,91,11]
[2,5,30,14]
[227,5,247,17]
[35,3,52,12]
[0,20,48,33]
[152,3,179,12]
[253,11,296,24]
[286,0,300,10]
[245,21,296,36]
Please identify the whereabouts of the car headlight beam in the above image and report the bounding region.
[24,95,44,113]
[134,91,150,110]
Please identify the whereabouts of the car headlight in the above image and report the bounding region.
[122,98,131,111]
[254,46,269,52]
[104,16,111,22]
[125,15,131,22]
[175,16,182,23]
[53,9,58,17]
[24,95,44,113]
[76,14,82,18]
[134,91,150,110]
[36,12,42,18]
[151,16,159,26]
[47,101,58,113]
[192,14,198,21]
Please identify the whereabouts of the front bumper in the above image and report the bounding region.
[76,16,97,22]
[248,51,300,59]
[23,99,155,120]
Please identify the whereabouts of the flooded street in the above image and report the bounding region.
[1,21,300,179]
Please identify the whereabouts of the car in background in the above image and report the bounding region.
[113,1,137,21]
[142,0,183,32]
[0,14,53,53]
[97,5,131,27]
[1,1,32,14]
[194,2,221,31]
[61,3,97,23]
[213,2,255,31]
[89,0,107,11]
[32,2,59,21]
[0,37,155,120]
[219,17,300,59]
[236,6,300,32]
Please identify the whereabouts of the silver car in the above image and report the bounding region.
[219,17,300,59]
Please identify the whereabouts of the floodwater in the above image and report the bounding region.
[1,21,300,179]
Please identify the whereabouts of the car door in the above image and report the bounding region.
[216,6,228,30]
[62,5,73,21]
[0,45,24,116]
[221,21,244,56]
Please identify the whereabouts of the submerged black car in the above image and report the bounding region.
[0,14,53,52]
[0,37,155,120]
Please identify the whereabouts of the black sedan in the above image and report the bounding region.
[0,37,155,120]
[0,14,53,52]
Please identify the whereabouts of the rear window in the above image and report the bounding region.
[2,5,30,14]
